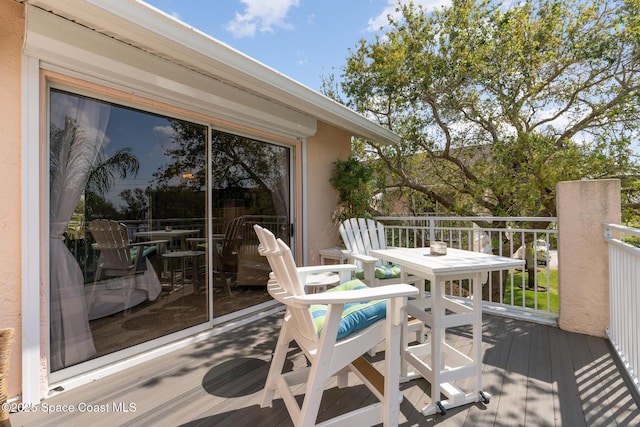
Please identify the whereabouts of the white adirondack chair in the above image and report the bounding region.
[340,218,426,344]
[254,225,418,427]
[339,218,423,288]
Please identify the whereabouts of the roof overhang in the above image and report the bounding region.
[22,0,400,145]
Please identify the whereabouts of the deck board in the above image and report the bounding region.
[494,320,531,426]
[9,313,640,427]
[524,320,555,427]
[550,326,588,427]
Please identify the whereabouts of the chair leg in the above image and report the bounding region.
[298,305,342,427]
[336,366,350,389]
[261,318,293,408]
[383,297,404,426]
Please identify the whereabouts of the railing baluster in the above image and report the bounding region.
[604,223,640,397]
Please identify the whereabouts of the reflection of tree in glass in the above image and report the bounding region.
[148,120,208,220]
[154,122,289,216]
[86,147,139,197]
[211,131,285,194]
[210,130,289,217]
[153,119,207,189]
[119,188,149,219]
[85,147,140,219]
[50,118,140,219]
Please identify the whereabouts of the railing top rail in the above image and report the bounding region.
[396,226,558,234]
[604,222,640,238]
[375,216,558,223]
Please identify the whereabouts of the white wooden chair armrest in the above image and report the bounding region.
[344,252,379,265]
[292,284,417,305]
[342,253,379,284]
[296,264,358,275]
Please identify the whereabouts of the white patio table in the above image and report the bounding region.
[134,229,200,251]
[370,246,524,416]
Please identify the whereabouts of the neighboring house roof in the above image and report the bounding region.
[22,0,400,145]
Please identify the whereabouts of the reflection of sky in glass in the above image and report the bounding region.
[52,89,291,223]
[51,89,208,214]
[102,106,173,207]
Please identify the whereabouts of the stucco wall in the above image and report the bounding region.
[305,122,351,265]
[0,0,24,399]
[557,179,621,337]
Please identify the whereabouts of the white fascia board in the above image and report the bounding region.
[24,6,317,139]
[25,0,400,145]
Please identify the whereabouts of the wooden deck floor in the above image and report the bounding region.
[10,313,640,427]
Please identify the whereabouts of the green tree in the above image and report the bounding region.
[337,0,640,221]
[330,156,376,222]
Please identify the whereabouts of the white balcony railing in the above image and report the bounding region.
[604,223,640,396]
[375,216,558,323]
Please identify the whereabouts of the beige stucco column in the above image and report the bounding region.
[0,0,24,399]
[305,122,350,265]
[557,179,621,337]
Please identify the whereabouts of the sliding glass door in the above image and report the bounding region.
[49,88,209,371]
[48,87,293,374]
[210,129,292,317]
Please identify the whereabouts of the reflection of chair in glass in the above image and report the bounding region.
[219,216,280,287]
[87,219,162,318]
[90,219,139,280]
[210,236,234,297]
[219,216,244,282]
[254,224,418,426]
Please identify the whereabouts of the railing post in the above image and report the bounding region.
[428,218,435,243]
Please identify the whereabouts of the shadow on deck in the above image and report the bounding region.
[10,314,640,426]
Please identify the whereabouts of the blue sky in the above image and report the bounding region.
[143,0,447,92]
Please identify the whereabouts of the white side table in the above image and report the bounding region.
[305,272,340,293]
[319,247,350,265]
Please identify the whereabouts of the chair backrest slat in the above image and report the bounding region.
[254,225,317,343]
[340,218,387,257]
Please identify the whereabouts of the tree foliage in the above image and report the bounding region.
[330,156,376,222]
[337,0,640,220]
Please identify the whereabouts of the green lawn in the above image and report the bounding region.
[503,268,559,313]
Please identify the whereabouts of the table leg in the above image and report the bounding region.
[191,254,201,294]
[430,278,444,412]
[473,272,488,401]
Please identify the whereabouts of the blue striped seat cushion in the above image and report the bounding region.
[310,279,386,339]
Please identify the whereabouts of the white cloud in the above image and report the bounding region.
[226,0,300,38]
[153,125,175,154]
[366,0,451,32]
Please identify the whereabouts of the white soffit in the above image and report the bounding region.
[24,0,401,145]
[24,6,316,138]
